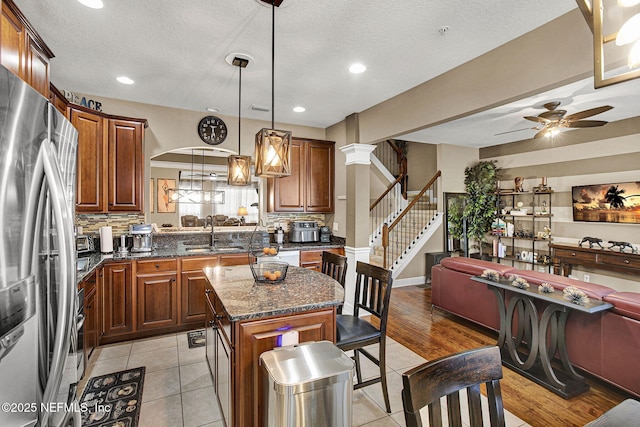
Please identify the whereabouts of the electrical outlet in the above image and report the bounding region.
[333,222,339,232]
[583,274,590,282]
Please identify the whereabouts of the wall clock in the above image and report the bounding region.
[197,116,228,145]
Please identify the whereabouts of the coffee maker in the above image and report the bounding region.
[130,224,153,252]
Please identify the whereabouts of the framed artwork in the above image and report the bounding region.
[157,178,176,213]
[150,178,154,213]
[572,181,640,223]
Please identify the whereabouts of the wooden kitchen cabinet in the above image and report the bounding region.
[82,270,98,364]
[1,0,53,98]
[267,138,335,213]
[300,247,345,271]
[73,108,106,212]
[101,261,134,339]
[49,83,69,116]
[136,259,178,331]
[235,309,335,427]
[72,105,146,213]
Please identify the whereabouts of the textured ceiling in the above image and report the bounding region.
[14,0,612,147]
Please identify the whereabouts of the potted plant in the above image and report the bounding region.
[448,161,500,259]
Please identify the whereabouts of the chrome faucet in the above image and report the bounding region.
[206,215,215,247]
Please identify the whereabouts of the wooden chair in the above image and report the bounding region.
[321,251,348,314]
[401,346,506,427]
[336,261,393,413]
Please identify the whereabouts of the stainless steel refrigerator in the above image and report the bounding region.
[0,65,80,426]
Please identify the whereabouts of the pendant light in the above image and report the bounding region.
[227,57,252,186]
[255,0,292,178]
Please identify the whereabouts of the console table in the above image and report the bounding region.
[550,243,640,276]
[471,275,612,398]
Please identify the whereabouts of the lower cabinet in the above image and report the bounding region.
[101,261,134,338]
[82,270,98,364]
[136,259,178,331]
[300,247,345,271]
[100,255,250,343]
[234,309,335,427]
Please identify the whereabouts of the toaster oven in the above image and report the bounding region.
[76,235,95,255]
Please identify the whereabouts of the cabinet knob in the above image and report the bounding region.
[155,264,160,268]
[570,252,576,257]
[205,289,213,294]
[624,259,630,264]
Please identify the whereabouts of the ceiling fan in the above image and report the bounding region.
[496,101,614,138]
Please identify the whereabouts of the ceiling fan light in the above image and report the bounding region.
[628,39,640,68]
[616,14,640,46]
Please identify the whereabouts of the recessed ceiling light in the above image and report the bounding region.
[116,76,134,85]
[349,63,366,74]
[206,107,220,113]
[293,106,306,113]
[77,0,104,9]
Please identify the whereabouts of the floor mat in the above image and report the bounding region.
[79,366,145,427]
[187,329,206,348]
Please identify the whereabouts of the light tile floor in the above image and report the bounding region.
[80,332,530,427]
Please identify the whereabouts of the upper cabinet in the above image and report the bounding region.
[72,105,146,213]
[0,0,53,98]
[267,138,335,213]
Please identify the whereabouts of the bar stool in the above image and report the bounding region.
[321,251,348,314]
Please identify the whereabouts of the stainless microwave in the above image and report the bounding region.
[76,235,95,255]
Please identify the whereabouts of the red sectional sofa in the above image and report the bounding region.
[431,256,640,398]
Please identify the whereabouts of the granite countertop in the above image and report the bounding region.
[203,265,344,322]
[75,241,344,284]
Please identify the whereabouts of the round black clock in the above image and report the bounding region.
[197,116,228,145]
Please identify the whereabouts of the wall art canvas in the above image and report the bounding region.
[157,178,176,213]
[572,181,640,223]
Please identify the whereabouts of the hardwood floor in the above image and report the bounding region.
[384,285,629,427]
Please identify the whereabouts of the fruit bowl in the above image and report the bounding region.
[250,261,288,283]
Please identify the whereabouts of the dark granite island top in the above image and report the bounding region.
[203,265,344,321]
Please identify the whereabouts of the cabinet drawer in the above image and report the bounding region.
[219,253,249,266]
[300,249,324,263]
[136,258,177,273]
[554,249,596,263]
[181,256,218,272]
[599,254,640,269]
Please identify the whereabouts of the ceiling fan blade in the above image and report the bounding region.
[494,127,536,136]
[533,128,549,138]
[538,110,566,120]
[565,120,609,128]
[563,105,613,121]
[543,101,561,111]
[524,115,549,124]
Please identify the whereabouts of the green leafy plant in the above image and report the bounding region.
[449,161,500,255]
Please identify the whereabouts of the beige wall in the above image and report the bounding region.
[406,142,437,191]
[481,117,640,292]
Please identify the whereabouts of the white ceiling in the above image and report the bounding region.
[14,0,639,148]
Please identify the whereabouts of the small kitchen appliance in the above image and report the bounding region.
[289,221,319,243]
[76,234,95,255]
[320,226,331,243]
[130,224,153,252]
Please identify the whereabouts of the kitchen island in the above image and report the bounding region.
[203,265,343,427]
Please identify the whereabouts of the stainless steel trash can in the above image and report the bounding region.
[260,340,355,427]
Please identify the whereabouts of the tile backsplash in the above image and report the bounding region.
[76,213,145,235]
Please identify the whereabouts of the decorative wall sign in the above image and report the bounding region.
[62,90,103,111]
[572,181,640,223]
[157,178,176,213]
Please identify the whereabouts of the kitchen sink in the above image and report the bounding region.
[183,244,245,253]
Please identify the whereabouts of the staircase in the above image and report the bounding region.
[369,141,442,277]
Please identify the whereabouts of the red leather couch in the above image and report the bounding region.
[431,257,640,398]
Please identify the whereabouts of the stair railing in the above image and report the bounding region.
[381,170,441,269]
[370,174,405,244]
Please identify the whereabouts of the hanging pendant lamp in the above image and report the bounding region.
[227,57,252,186]
[255,0,292,178]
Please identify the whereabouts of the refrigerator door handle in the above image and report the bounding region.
[38,139,76,421]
